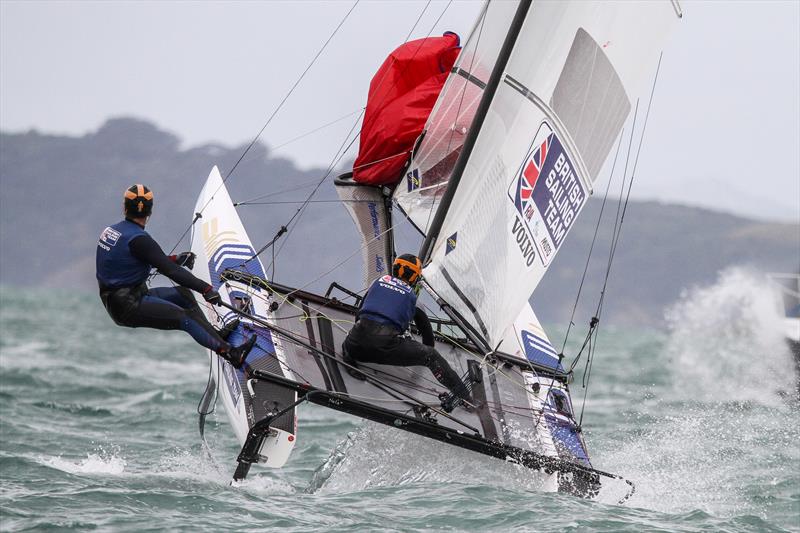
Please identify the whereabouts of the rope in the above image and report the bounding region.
[165,1,360,256]
[256,0,454,274]
[574,53,666,425]
[560,130,625,354]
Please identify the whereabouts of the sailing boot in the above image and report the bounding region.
[215,318,240,340]
[438,391,473,413]
[433,365,474,413]
[219,334,257,369]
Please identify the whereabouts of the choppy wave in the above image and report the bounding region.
[42,452,127,476]
[2,283,799,532]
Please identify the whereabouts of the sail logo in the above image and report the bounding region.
[367,201,381,238]
[406,168,421,192]
[374,254,386,275]
[511,216,536,267]
[508,121,586,266]
[446,232,457,255]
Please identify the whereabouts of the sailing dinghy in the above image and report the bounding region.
[189,0,682,502]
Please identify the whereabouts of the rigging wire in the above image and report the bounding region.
[574,53,666,426]
[164,0,360,256]
[234,179,325,207]
[559,131,625,355]
[257,0,454,274]
[238,199,377,206]
[270,108,365,152]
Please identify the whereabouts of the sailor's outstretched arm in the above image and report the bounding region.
[129,235,209,293]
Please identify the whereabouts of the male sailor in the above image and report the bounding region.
[343,254,471,411]
[95,184,256,368]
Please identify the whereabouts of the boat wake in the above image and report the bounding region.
[310,423,555,493]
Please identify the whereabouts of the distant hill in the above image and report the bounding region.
[1,118,798,328]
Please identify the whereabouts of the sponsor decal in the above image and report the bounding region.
[208,243,268,293]
[374,255,386,275]
[99,227,121,247]
[406,168,421,192]
[367,201,381,238]
[379,275,412,294]
[223,360,242,408]
[445,232,457,255]
[507,121,586,266]
[510,216,536,267]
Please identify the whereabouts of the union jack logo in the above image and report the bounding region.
[513,133,553,222]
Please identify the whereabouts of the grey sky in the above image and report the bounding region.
[1,0,798,223]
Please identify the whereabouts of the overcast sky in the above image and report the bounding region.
[1,0,798,223]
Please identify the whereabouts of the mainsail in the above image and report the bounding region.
[395,0,681,347]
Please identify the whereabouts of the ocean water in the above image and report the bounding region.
[1,269,798,532]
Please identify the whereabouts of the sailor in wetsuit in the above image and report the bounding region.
[343,254,470,411]
[95,184,256,368]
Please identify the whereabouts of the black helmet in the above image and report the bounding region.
[392,254,423,284]
[124,184,154,217]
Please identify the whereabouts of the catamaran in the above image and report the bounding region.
[187,0,682,502]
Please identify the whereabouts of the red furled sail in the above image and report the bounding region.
[353,32,460,186]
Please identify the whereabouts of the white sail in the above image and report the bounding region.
[191,166,297,467]
[406,0,681,346]
[393,1,517,234]
[497,301,562,369]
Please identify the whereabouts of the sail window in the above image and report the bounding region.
[550,28,630,182]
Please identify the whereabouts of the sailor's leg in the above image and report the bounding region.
[147,286,227,337]
[148,286,204,317]
[126,292,230,353]
[382,337,469,400]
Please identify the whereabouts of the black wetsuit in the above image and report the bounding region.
[96,219,228,353]
[343,275,466,398]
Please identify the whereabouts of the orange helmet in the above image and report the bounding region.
[392,254,423,284]
[124,184,154,217]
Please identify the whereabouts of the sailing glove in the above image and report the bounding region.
[171,251,196,270]
[203,285,222,306]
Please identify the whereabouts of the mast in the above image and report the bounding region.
[418,0,532,264]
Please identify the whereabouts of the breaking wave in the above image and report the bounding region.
[601,267,800,518]
[663,266,797,402]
